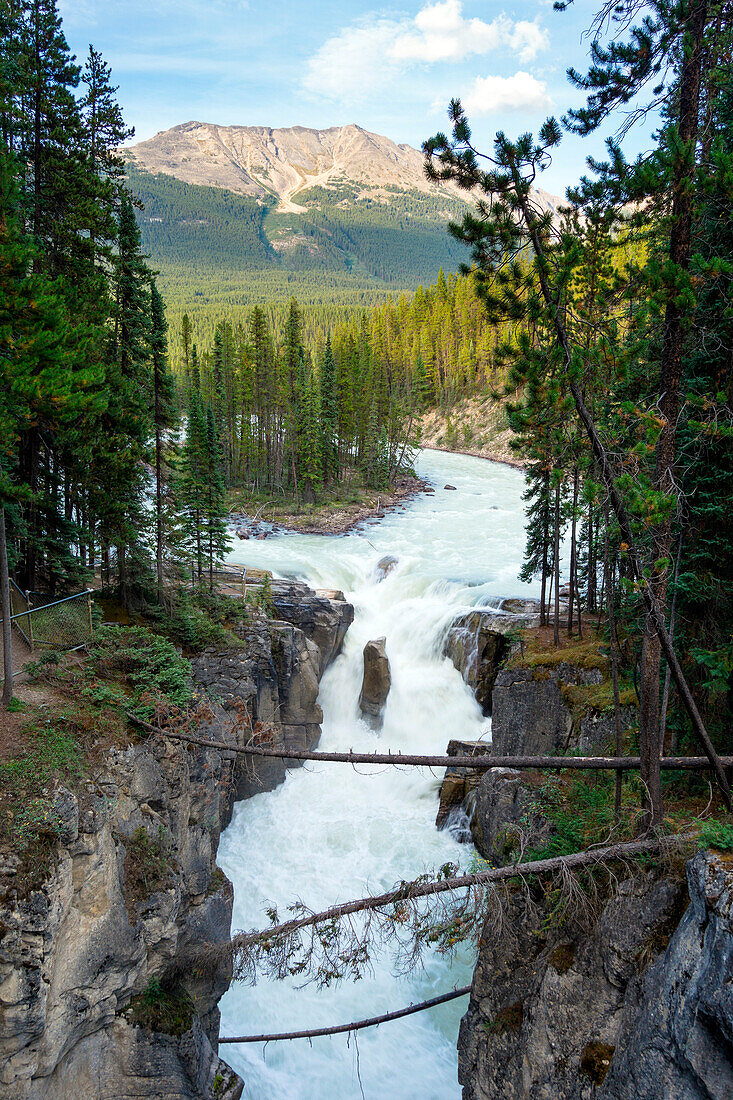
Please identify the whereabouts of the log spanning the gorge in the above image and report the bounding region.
[132,718,733,773]
[219,985,471,1044]
[197,833,691,968]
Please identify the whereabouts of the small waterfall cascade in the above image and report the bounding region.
[218,450,536,1099]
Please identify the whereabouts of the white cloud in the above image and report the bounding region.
[392,2,547,64]
[461,72,553,116]
[303,15,403,101]
[303,2,549,102]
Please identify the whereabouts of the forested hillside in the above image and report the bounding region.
[127,161,470,342]
[0,1,414,693]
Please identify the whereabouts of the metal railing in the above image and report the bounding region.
[190,564,247,597]
[9,579,33,646]
[2,587,94,652]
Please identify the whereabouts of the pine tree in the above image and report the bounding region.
[151,279,176,602]
[203,406,228,589]
[178,389,207,581]
[319,337,339,483]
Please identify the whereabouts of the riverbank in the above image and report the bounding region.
[229,471,430,537]
[417,396,526,469]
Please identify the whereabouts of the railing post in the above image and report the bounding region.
[25,591,34,651]
[87,590,93,639]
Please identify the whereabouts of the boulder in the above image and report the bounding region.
[444,483,457,490]
[359,637,391,720]
[375,555,398,581]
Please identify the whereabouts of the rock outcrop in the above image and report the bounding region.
[359,637,391,723]
[0,736,240,1100]
[0,584,353,1099]
[445,600,540,714]
[435,740,491,834]
[492,662,603,756]
[446,627,732,1100]
[458,849,733,1100]
[269,579,354,676]
[601,850,733,1099]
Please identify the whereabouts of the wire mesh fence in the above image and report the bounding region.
[2,588,95,653]
[9,580,33,646]
[26,591,94,650]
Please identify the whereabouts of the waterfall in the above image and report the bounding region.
[218,450,535,1099]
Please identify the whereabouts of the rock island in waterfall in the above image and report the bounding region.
[1,3,732,1099]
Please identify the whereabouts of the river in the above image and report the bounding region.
[218,449,535,1100]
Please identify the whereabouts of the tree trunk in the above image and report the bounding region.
[1,507,13,706]
[155,421,163,604]
[553,481,561,647]
[510,171,730,812]
[568,465,579,636]
[661,537,683,753]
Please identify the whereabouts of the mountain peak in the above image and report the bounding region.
[125,120,463,211]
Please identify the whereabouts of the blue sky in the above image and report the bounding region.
[59,0,650,195]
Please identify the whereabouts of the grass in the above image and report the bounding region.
[121,826,176,911]
[0,697,128,895]
[125,976,194,1037]
[508,631,610,674]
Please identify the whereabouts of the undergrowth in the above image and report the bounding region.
[125,976,194,1036]
[88,624,192,720]
[0,700,125,894]
[147,588,246,651]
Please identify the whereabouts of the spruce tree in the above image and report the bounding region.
[150,279,176,602]
[319,338,339,484]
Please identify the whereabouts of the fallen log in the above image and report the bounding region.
[219,985,471,1043]
[197,832,691,966]
[129,715,733,773]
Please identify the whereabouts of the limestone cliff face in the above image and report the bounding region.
[0,584,352,1099]
[448,622,733,1100]
[0,736,241,1100]
[458,850,732,1100]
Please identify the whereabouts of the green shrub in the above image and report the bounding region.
[698,817,733,852]
[122,826,174,903]
[90,624,192,718]
[126,976,194,1036]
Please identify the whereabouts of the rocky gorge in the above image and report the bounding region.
[442,601,733,1100]
[0,582,353,1100]
[2,445,732,1100]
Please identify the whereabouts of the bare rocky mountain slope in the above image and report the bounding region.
[125,121,563,216]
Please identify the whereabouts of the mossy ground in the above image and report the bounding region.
[0,687,132,896]
[0,610,211,897]
[507,626,611,674]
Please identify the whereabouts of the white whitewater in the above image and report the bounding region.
[218,450,536,1099]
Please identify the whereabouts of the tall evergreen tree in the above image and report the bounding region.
[319,337,339,484]
[150,279,176,602]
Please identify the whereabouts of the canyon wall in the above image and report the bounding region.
[443,609,733,1099]
[0,584,352,1100]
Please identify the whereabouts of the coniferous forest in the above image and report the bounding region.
[1,0,731,822]
[0,0,730,818]
[2,0,733,1096]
